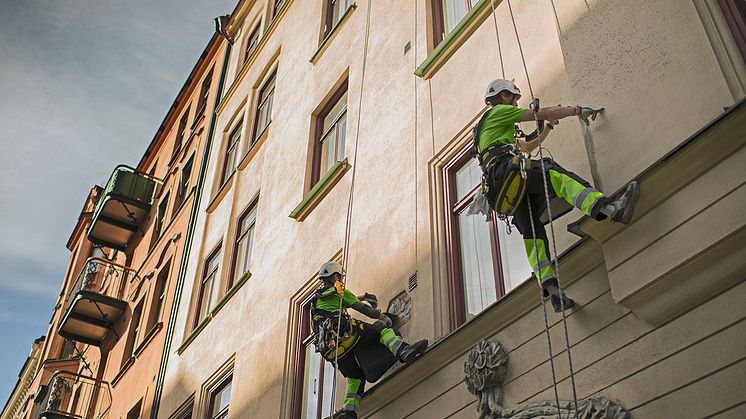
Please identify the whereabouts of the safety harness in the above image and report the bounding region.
[311,283,363,362]
[473,110,535,216]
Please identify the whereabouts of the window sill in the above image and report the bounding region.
[212,271,251,317]
[238,124,270,170]
[206,172,236,213]
[132,322,163,358]
[176,272,251,355]
[310,4,357,64]
[111,356,135,387]
[414,0,495,80]
[289,160,350,221]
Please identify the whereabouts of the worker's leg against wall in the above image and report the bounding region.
[513,194,557,290]
[379,327,402,356]
[545,163,607,219]
[343,377,365,414]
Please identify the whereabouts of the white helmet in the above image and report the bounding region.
[318,261,343,278]
[485,79,521,100]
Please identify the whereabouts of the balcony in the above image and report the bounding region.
[87,165,156,251]
[58,258,134,346]
[33,371,111,419]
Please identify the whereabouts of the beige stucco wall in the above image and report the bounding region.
[159,0,745,418]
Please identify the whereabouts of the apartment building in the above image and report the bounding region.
[2,337,45,419]
[13,34,228,419]
[153,0,746,418]
[5,0,746,418]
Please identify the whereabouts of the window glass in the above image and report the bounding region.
[244,25,261,64]
[255,73,276,141]
[233,205,257,285]
[455,157,481,200]
[318,90,347,177]
[196,248,221,325]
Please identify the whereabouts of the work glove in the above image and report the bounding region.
[360,292,378,308]
[380,314,393,328]
[576,106,604,125]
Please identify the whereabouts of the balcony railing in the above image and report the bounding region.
[87,165,157,251]
[58,258,135,346]
[33,371,111,419]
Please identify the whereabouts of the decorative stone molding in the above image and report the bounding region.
[386,292,412,327]
[464,339,629,419]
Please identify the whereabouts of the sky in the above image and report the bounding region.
[0,0,236,405]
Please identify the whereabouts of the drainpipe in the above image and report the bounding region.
[150,38,232,419]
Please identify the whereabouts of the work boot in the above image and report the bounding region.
[397,339,428,364]
[610,181,640,224]
[544,284,576,313]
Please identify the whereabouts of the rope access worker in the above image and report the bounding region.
[311,261,428,418]
[471,79,640,312]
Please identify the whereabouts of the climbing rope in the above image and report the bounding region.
[505,0,580,416]
[329,0,373,415]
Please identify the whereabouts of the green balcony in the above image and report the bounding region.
[87,165,156,251]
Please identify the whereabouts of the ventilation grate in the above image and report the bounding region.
[408,271,418,292]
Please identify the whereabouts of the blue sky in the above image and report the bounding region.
[0,0,235,405]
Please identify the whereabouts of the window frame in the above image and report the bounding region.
[172,106,191,161]
[123,301,144,365]
[229,199,258,289]
[290,293,336,419]
[272,0,287,21]
[175,153,195,211]
[220,118,243,186]
[718,0,746,62]
[442,144,507,329]
[243,23,262,65]
[431,0,478,46]
[151,191,171,249]
[193,244,222,329]
[196,69,214,118]
[206,373,232,419]
[253,70,277,144]
[147,261,170,331]
[311,80,348,186]
[323,0,354,38]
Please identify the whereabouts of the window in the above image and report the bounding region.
[291,296,336,418]
[718,0,746,61]
[221,119,243,186]
[59,339,76,360]
[151,191,170,249]
[194,245,222,327]
[312,81,348,185]
[175,155,195,210]
[443,146,532,328]
[197,69,214,116]
[207,374,232,419]
[172,107,190,159]
[123,302,143,364]
[324,0,353,37]
[231,202,257,287]
[127,400,142,419]
[253,71,276,142]
[432,0,480,45]
[147,262,169,331]
[243,24,261,64]
[273,0,287,19]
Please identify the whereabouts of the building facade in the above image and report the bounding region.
[9,34,228,419]
[2,337,45,419]
[5,0,746,418]
[155,0,746,418]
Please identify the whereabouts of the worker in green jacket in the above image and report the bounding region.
[311,261,428,419]
[474,79,639,312]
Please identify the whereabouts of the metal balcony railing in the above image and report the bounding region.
[58,258,135,346]
[87,165,158,251]
[33,371,111,419]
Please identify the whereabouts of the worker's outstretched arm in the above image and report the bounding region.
[522,106,577,121]
[350,301,382,320]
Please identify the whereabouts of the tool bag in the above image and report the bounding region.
[471,110,532,217]
[311,287,363,362]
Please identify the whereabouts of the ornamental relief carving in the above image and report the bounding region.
[464,340,629,419]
